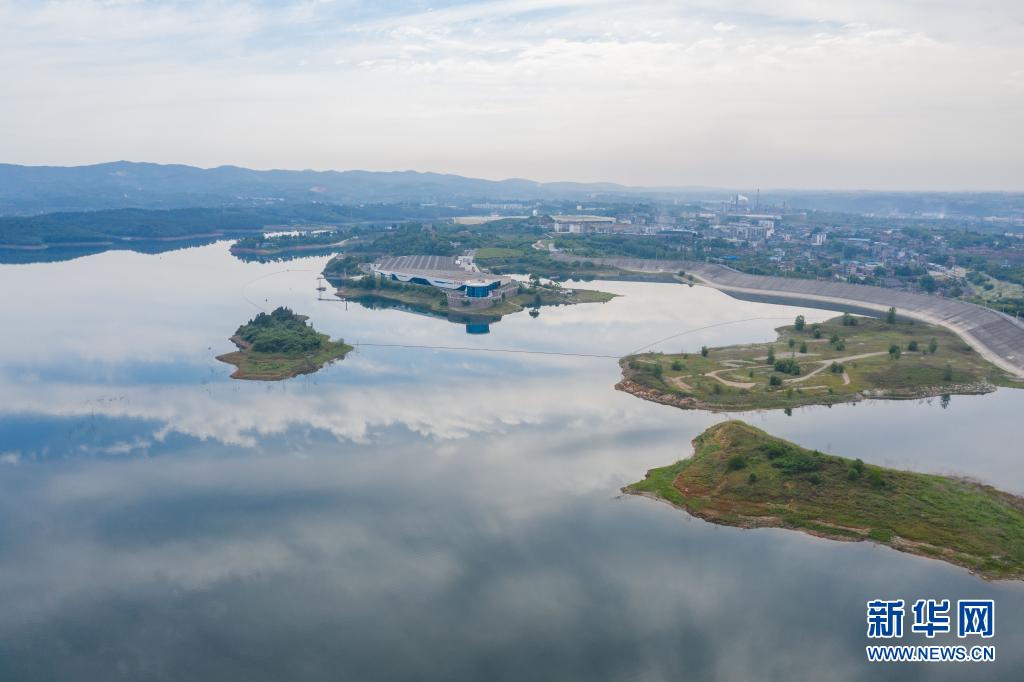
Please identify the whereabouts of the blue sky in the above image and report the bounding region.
[1,0,1021,189]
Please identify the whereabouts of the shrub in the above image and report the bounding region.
[774,358,801,375]
[727,455,747,471]
[701,345,709,357]
[888,344,901,359]
[766,346,776,364]
[748,472,758,484]
[842,312,857,326]
[812,325,822,339]
[886,306,897,324]
[788,338,795,348]
[835,339,846,351]
[830,332,840,344]
[808,473,822,485]
[867,469,885,488]
[794,315,806,331]
[799,341,808,354]
[929,338,939,354]
[907,340,919,352]
[671,360,683,371]
[943,363,953,381]
[768,375,782,387]
[829,361,844,374]
[762,442,789,459]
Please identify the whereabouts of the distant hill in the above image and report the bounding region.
[1,162,1020,218]
[0,161,659,215]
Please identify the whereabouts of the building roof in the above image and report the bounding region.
[373,255,508,286]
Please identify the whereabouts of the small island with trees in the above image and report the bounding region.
[618,311,1019,412]
[216,307,353,380]
[626,421,1024,581]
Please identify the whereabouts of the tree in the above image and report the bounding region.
[794,315,806,331]
[943,363,953,381]
[842,312,857,326]
[889,343,902,359]
[766,346,776,364]
[701,345,709,357]
[886,306,897,324]
[799,341,808,354]
[929,338,938,354]
[788,338,796,348]
[671,360,683,371]
[829,361,844,374]
[907,340,919,352]
[812,325,822,339]
[768,374,782,387]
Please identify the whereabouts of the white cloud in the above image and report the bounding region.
[0,0,1021,188]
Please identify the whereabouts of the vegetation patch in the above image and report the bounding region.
[625,421,1024,581]
[216,307,352,380]
[617,314,1018,412]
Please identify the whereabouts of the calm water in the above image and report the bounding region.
[1,242,1022,681]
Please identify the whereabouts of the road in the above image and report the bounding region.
[553,255,1024,378]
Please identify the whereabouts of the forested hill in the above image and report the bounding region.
[0,161,636,215]
[0,204,464,247]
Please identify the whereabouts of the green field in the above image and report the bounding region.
[626,421,1024,580]
[618,314,1019,411]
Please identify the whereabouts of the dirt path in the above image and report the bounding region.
[706,369,756,389]
[786,351,887,384]
[670,376,694,391]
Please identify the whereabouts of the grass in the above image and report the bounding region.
[625,421,1024,580]
[216,335,352,380]
[618,315,1019,412]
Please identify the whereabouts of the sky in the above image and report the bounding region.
[0,0,1022,190]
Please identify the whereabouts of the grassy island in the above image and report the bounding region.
[618,314,1019,412]
[216,307,352,380]
[626,421,1024,580]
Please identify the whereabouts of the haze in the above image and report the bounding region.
[1,0,1022,190]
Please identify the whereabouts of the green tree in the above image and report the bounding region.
[929,338,938,354]
[794,315,806,331]
[907,340,919,352]
[701,345,709,357]
[889,343,902,359]
[812,325,822,339]
[799,341,808,354]
[943,363,953,381]
[766,346,776,364]
[886,306,897,324]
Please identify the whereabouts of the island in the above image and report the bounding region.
[618,313,1019,412]
[216,307,353,380]
[625,421,1024,580]
[325,253,616,328]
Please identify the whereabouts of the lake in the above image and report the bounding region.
[1,242,1021,681]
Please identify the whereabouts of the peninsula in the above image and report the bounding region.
[626,421,1024,580]
[216,307,352,380]
[618,314,1018,412]
[326,253,616,323]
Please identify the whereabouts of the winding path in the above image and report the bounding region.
[556,255,1024,378]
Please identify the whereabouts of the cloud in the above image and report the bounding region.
[0,1,1021,188]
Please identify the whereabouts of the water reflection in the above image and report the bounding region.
[0,242,1022,681]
